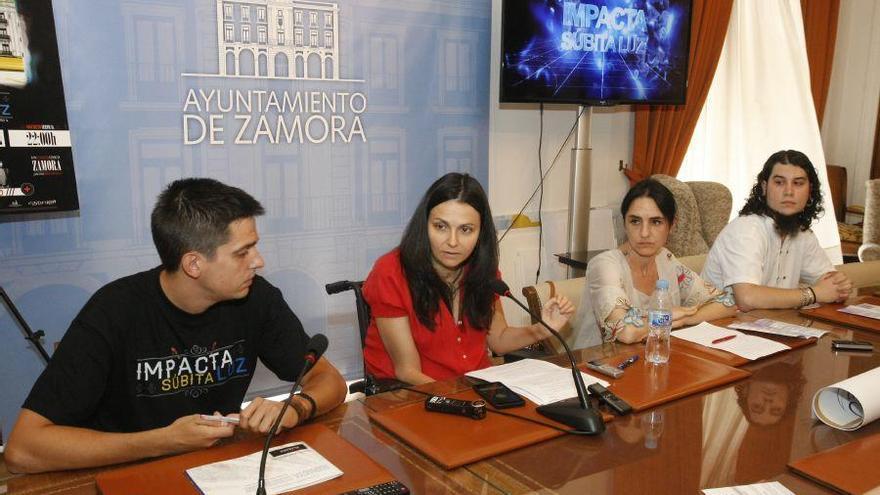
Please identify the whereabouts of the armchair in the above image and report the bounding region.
[859,179,880,262]
[651,175,732,257]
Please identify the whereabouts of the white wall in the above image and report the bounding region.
[821,0,880,209]
[487,0,634,323]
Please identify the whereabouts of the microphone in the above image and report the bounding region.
[256,333,329,495]
[489,279,604,435]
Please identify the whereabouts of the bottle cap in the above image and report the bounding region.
[655,279,669,290]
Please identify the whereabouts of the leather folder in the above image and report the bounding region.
[606,348,751,412]
[96,423,394,494]
[368,388,610,469]
[800,296,880,334]
[789,432,880,494]
[671,317,818,368]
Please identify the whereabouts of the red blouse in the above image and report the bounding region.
[362,249,494,381]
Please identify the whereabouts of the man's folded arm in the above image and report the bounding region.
[5,408,234,474]
[732,283,803,312]
[297,357,347,418]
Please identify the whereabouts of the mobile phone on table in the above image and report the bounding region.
[831,340,874,352]
[585,360,624,379]
[472,381,525,409]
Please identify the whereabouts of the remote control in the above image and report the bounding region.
[587,383,632,415]
[424,395,486,420]
[339,480,410,495]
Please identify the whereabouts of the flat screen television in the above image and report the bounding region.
[500,0,693,105]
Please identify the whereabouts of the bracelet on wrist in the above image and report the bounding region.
[296,392,318,421]
[799,287,814,308]
[290,396,309,425]
[807,287,817,305]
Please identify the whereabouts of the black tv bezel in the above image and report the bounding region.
[499,0,694,106]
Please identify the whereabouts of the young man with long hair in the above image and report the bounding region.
[702,150,852,311]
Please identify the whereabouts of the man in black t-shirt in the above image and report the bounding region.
[5,178,347,473]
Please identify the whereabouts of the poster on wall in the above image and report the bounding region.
[0,0,77,214]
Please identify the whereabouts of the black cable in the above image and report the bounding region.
[400,386,599,436]
[536,103,544,284]
[498,105,588,244]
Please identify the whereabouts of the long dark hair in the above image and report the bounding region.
[739,150,824,231]
[399,173,498,330]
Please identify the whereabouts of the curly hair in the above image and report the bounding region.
[738,150,824,231]
[735,359,806,426]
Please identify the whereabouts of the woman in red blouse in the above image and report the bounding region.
[362,173,574,384]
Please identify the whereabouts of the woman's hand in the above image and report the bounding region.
[670,305,698,328]
[540,295,576,332]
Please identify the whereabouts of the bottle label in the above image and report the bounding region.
[648,311,671,327]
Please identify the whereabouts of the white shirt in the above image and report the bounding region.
[574,247,729,348]
[701,215,833,290]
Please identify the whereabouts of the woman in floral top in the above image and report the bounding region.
[574,179,736,347]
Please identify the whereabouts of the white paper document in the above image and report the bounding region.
[465,359,608,406]
[839,303,880,320]
[727,318,828,339]
[672,322,790,361]
[702,481,795,495]
[812,366,880,431]
[185,442,342,495]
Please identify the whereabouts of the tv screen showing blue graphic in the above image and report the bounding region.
[500,0,693,105]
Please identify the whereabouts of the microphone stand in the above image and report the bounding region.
[0,285,50,365]
[498,287,604,434]
[255,354,320,495]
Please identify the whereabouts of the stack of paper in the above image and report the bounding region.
[185,442,342,495]
[728,318,828,339]
[839,303,880,320]
[465,359,608,406]
[702,481,795,495]
[671,322,790,360]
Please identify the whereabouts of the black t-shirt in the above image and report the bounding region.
[23,267,309,432]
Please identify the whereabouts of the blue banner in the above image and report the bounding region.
[0,0,490,434]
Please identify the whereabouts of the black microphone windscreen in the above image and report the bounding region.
[488,279,510,296]
[307,333,329,361]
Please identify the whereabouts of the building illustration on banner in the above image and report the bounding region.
[182,1,366,145]
[187,0,360,82]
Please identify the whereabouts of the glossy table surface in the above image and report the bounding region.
[5,305,880,494]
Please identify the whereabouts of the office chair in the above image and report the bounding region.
[325,280,405,395]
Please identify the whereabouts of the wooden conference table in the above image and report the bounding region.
[5,303,880,494]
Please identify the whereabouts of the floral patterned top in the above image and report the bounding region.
[573,247,735,347]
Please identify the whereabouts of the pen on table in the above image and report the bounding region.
[711,335,737,345]
[618,355,639,370]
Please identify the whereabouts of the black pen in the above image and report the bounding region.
[618,355,639,370]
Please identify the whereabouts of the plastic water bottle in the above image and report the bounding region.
[646,279,672,364]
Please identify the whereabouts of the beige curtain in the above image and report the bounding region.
[627,0,734,183]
